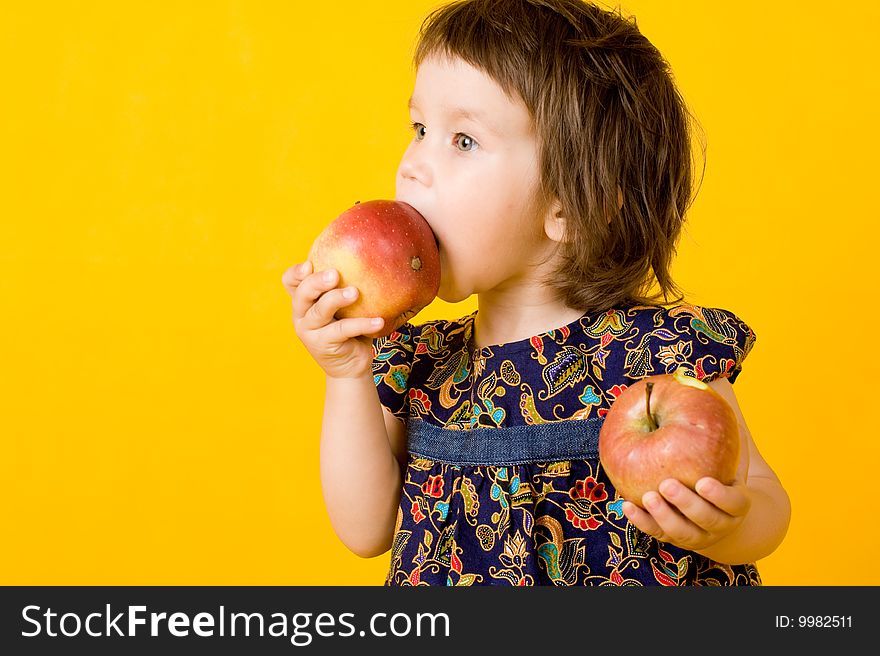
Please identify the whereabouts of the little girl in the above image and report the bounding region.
[283,0,791,585]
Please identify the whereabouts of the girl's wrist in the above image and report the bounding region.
[324,372,376,398]
[326,370,373,383]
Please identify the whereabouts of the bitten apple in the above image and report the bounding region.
[598,367,740,509]
[307,199,440,338]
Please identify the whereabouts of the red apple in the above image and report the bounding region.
[598,368,740,509]
[307,199,440,338]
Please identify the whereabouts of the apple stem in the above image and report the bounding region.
[645,382,659,431]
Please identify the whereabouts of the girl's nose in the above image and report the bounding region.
[397,145,432,187]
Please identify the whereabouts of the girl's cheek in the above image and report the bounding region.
[437,256,455,295]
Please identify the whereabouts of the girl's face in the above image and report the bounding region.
[395,54,556,304]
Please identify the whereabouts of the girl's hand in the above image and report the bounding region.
[282,261,384,380]
[620,477,752,554]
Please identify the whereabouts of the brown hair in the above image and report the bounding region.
[412,0,703,312]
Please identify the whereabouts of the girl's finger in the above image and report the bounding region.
[639,491,707,547]
[658,479,732,533]
[621,500,663,539]
[281,261,312,293]
[695,478,752,518]
[313,316,384,345]
[290,267,339,320]
[300,285,362,331]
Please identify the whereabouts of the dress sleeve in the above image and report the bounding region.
[371,322,417,420]
[683,306,757,385]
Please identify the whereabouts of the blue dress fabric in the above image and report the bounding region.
[371,303,762,586]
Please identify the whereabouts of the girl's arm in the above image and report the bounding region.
[693,377,791,564]
[320,374,406,558]
[283,260,407,559]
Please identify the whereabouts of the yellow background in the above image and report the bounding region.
[1,0,877,586]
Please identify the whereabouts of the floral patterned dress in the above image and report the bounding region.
[371,303,762,586]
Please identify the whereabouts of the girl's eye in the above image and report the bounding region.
[409,122,478,152]
[411,122,427,140]
[454,134,477,152]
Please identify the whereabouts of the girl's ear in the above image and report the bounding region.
[543,199,566,242]
[546,188,622,239]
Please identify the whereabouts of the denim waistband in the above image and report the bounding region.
[406,417,603,466]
